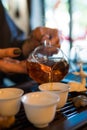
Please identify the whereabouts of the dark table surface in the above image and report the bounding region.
[2,79,87,130]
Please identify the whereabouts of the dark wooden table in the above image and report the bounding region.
[3,80,87,130]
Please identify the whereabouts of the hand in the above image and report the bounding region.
[22,27,60,57]
[30,27,60,47]
[0,48,27,74]
[0,27,60,74]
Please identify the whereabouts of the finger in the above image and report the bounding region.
[50,37,60,48]
[0,48,22,58]
[30,27,49,41]
[41,35,50,44]
[30,27,42,41]
[0,60,27,74]
[3,57,20,63]
[41,35,60,48]
[50,29,60,46]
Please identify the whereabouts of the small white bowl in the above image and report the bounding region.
[21,91,59,128]
[0,88,24,116]
[39,82,70,110]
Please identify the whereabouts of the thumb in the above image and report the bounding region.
[0,48,22,58]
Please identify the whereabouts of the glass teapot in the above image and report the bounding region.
[26,43,69,84]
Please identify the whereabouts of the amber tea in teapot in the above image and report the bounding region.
[26,45,69,83]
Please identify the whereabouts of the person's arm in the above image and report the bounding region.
[0,27,60,74]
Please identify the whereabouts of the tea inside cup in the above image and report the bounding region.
[39,82,70,111]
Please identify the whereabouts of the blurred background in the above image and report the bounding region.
[1,0,87,68]
[2,0,87,63]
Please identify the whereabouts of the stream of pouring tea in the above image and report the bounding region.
[41,62,59,90]
[27,57,69,85]
[40,59,69,90]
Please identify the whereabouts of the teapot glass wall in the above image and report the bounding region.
[26,44,69,84]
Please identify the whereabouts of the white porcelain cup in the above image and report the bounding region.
[0,88,24,116]
[21,91,59,128]
[39,82,70,111]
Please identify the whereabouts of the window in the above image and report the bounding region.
[72,0,87,40]
[44,0,71,58]
[44,0,69,39]
[44,0,87,63]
